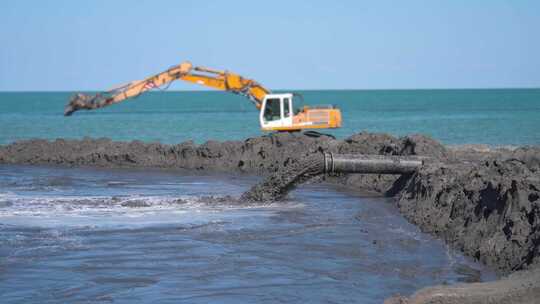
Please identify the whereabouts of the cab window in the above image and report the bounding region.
[283,98,291,118]
[263,98,281,121]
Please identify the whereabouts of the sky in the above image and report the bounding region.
[0,0,539,91]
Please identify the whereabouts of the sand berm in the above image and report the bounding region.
[1,132,540,303]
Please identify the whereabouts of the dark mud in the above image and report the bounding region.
[2,132,540,303]
[0,134,333,173]
[398,158,540,274]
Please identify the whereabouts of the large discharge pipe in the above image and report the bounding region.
[241,153,426,203]
[323,153,424,175]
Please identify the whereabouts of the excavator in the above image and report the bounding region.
[64,61,342,131]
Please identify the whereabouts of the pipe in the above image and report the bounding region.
[324,153,424,174]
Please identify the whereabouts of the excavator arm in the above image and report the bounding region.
[180,65,269,108]
[64,61,270,116]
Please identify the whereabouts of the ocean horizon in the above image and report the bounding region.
[1,88,539,146]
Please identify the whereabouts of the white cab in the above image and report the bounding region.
[259,93,294,129]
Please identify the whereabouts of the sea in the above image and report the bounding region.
[0,89,539,145]
[1,89,538,303]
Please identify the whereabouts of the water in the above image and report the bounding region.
[1,89,539,145]
[0,165,495,303]
[0,90,528,302]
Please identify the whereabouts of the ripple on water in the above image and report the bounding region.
[0,165,497,303]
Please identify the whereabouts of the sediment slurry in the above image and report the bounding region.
[2,132,540,303]
[240,153,325,202]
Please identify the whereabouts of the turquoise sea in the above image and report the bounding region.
[1,89,539,145]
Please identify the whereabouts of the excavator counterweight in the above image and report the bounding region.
[64,61,342,131]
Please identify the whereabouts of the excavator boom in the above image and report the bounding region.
[64,61,270,115]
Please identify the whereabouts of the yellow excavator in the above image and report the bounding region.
[64,61,342,132]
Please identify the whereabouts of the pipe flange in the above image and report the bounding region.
[324,152,334,174]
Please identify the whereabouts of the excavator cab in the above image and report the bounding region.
[260,94,294,130]
[259,94,342,131]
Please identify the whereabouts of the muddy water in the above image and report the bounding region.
[0,165,495,303]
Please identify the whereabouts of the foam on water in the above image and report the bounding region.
[0,190,305,230]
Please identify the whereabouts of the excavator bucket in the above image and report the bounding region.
[64,65,192,116]
[64,93,108,116]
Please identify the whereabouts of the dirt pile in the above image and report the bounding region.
[398,158,540,274]
[0,132,451,169]
[449,145,540,168]
[0,134,334,173]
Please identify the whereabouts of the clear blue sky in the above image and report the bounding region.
[1,0,539,91]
